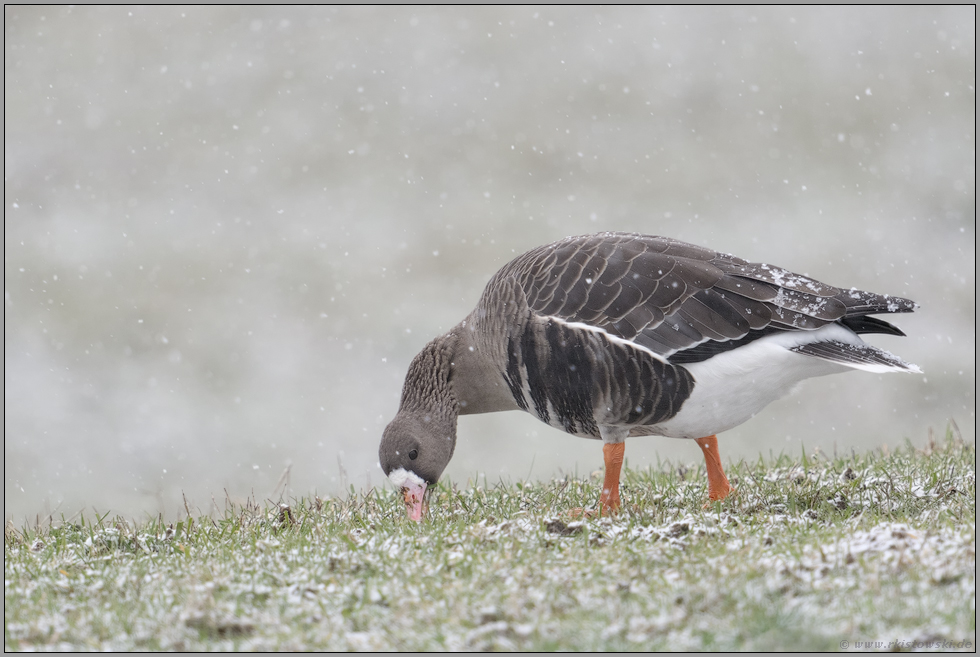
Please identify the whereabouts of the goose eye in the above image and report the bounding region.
[409,449,419,461]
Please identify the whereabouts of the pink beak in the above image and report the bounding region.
[402,482,428,521]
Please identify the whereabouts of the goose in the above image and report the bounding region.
[379,232,920,520]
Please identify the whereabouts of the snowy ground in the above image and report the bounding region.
[5,434,974,651]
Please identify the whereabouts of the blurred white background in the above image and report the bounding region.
[5,6,975,521]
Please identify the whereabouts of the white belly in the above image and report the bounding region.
[648,325,860,439]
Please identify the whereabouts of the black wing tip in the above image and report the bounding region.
[839,315,907,337]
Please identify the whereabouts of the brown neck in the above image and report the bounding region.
[400,334,459,421]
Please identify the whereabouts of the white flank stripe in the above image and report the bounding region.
[546,316,669,363]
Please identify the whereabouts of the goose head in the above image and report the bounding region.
[379,409,456,520]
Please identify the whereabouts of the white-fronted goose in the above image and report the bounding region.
[380,232,920,520]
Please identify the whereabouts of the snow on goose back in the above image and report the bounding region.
[380,232,920,520]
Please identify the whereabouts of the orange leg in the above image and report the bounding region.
[695,435,734,503]
[598,442,625,515]
[568,442,625,518]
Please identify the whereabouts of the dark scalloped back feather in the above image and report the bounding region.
[494,232,917,362]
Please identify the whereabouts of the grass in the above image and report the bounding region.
[4,427,975,651]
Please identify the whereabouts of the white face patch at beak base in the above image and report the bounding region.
[388,468,428,521]
[387,467,425,490]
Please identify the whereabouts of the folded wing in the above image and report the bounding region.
[497,232,917,364]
